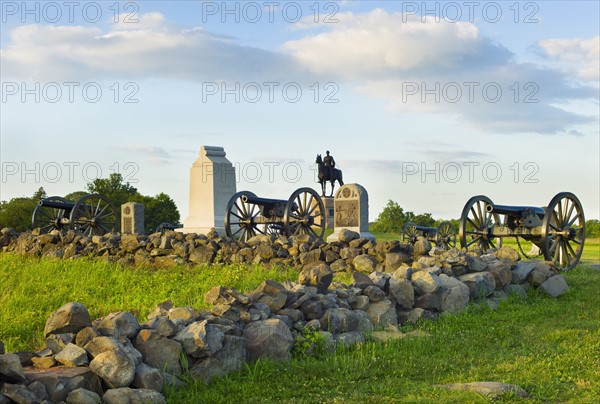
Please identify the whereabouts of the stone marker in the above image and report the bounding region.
[121,202,144,234]
[327,184,375,242]
[178,146,236,235]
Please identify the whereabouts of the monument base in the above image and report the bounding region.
[324,197,334,229]
[327,230,375,243]
[175,227,226,236]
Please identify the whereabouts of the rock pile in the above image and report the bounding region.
[1,228,571,402]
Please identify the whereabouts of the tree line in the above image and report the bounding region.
[0,173,180,234]
[370,199,600,238]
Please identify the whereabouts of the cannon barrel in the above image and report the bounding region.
[241,195,287,207]
[412,224,437,232]
[485,203,545,216]
[39,199,75,210]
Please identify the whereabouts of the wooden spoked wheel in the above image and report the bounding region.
[70,194,116,236]
[541,192,585,270]
[283,187,325,240]
[459,195,502,252]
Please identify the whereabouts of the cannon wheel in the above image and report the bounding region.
[70,194,116,236]
[32,196,69,234]
[541,192,586,270]
[436,221,457,250]
[224,191,262,242]
[284,187,326,240]
[401,222,419,244]
[459,195,502,252]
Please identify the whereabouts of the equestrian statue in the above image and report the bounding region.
[316,151,343,197]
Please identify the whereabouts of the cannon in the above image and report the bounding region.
[224,187,325,242]
[32,194,117,237]
[155,222,182,233]
[401,221,457,250]
[459,192,585,269]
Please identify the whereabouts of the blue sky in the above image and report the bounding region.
[1,1,599,222]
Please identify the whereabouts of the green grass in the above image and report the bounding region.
[168,268,600,403]
[1,243,599,403]
[0,254,299,352]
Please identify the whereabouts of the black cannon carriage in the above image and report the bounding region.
[224,187,325,242]
[32,194,117,237]
[458,192,585,269]
[401,221,457,250]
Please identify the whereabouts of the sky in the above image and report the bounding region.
[1,0,599,223]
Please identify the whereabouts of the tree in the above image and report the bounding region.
[370,200,406,233]
[87,173,137,209]
[132,193,181,234]
[370,200,446,233]
[586,220,600,238]
[0,187,46,232]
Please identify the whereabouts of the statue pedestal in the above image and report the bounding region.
[177,146,236,235]
[324,197,334,229]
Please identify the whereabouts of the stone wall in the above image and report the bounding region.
[0,227,569,403]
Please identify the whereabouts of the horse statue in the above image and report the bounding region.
[316,154,344,197]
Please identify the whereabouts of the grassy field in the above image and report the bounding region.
[1,237,599,402]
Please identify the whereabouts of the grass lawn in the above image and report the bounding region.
[1,236,598,402]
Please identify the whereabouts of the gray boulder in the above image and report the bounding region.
[55,343,88,367]
[541,275,569,298]
[89,348,135,388]
[413,238,432,257]
[365,299,398,328]
[0,353,25,382]
[458,272,496,299]
[319,308,358,334]
[243,319,293,361]
[338,229,360,242]
[511,261,537,284]
[132,363,164,392]
[487,260,513,289]
[528,263,555,287]
[44,302,92,337]
[439,276,470,314]
[0,383,42,404]
[189,335,247,384]
[134,329,182,375]
[102,388,165,404]
[97,312,140,339]
[388,278,414,310]
[352,255,377,273]
[438,381,528,399]
[173,320,224,359]
[494,246,521,262]
[66,388,102,404]
[411,271,442,294]
[363,285,386,302]
[298,263,333,294]
[205,286,251,306]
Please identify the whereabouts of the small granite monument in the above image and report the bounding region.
[178,146,237,235]
[327,183,375,242]
[121,202,144,234]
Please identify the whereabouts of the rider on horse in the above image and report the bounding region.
[323,151,335,181]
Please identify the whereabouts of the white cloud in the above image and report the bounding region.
[283,10,597,134]
[537,36,599,81]
[1,12,299,82]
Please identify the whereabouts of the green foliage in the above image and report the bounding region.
[86,173,138,209]
[370,200,439,233]
[132,192,180,234]
[292,326,330,359]
[0,187,46,231]
[586,219,600,238]
[0,173,180,234]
